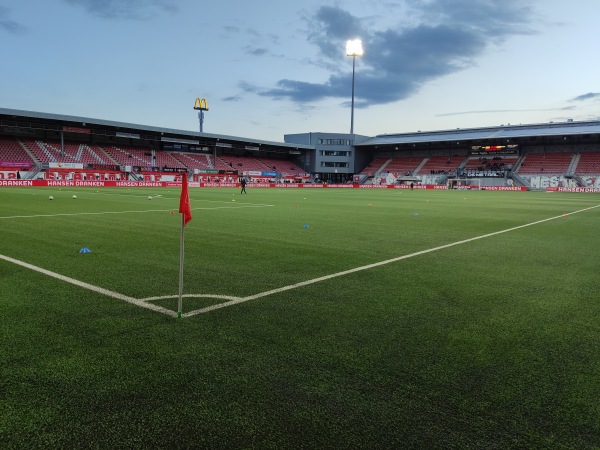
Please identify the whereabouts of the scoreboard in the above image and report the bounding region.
[470,144,518,155]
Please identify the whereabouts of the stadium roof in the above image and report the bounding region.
[0,107,314,150]
[357,120,600,146]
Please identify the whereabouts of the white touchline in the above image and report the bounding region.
[0,204,274,220]
[0,253,178,318]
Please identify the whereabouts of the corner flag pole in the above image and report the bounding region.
[178,172,192,319]
[178,213,185,318]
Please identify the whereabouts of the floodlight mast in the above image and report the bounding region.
[346,39,363,137]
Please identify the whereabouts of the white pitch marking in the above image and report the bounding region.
[1,210,176,219]
[0,204,274,220]
[2,205,597,319]
[0,253,178,318]
[179,204,600,317]
[141,294,241,302]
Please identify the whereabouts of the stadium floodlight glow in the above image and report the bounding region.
[346,39,363,136]
[346,39,364,57]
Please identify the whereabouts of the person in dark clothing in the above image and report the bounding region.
[240,177,247,194]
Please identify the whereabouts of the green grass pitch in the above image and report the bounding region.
[1,186,599,448]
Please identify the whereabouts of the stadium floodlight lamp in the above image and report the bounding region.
[346,39,363,136]
[346,39,364,57]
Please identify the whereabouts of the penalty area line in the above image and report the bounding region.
[182,204,600,317]
[0,253,177,318]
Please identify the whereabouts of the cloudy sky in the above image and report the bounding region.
[1,0,599,141]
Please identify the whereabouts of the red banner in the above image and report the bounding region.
[481,186,527,191]
[62,126,91,134]
[547,187,600,193]
[0,180,569,192]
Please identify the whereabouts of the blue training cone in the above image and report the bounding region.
[79,247,91,253]
[303,224,310,229]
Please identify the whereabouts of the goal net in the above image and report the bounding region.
[447,178,482,190]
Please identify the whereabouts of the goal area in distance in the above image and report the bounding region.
[447,178,482,190]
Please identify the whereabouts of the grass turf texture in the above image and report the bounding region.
[1,187,599,448]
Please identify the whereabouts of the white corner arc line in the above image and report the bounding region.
[141,294,241,302]
[0,254,177,318]
[182,205,600,317]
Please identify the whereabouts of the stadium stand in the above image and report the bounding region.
[517,152,573,174]
[256,157,304,175]
[383,156,424,176]
[462,156,518,176]
[21,139,114,165]
[360,157,388,176]
[103,146,153,166]
[22,139,53,163]
[153,151,186,169]
[574,151,600,174]
[0,135,306,181]
[217,154,264,172]
[64,143,113,165]
[170,153,214,170]
[8,128,599,188]
[416,155,464,175]
[0,137,35,164]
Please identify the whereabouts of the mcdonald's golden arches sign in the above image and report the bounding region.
[193,98,209,111]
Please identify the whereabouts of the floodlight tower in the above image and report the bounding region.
[193,98,209,132]
[346,39,363,136]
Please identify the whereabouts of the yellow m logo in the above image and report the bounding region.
[193,98,209,111]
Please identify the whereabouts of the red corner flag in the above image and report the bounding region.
[179,172,192,226]
[178,172,192,318]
